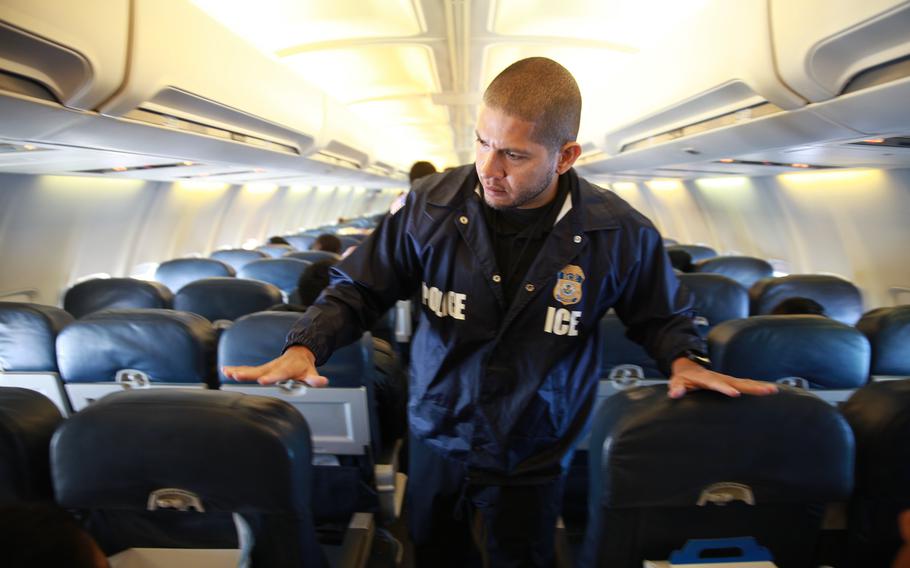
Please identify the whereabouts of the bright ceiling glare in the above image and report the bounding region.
[245,182,278,194]
[778,168,881,186]
[695,177,748,190]
[175,180,230,192]
[611,182,638,192]
[718,158,734,163]
[646,179,683,191]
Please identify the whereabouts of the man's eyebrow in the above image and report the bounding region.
[474,132,531,155]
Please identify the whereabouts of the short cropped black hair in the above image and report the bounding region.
[483,57,582,152]
[770,297,827,316]
[409,161,437,183]
[297,259,338,306]
[310,234,342,254]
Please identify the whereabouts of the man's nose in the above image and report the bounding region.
[477,151,502,179]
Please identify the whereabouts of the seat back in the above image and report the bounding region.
[666,244,717,264]
[283,234,317,250]
[155,258,235,293]
[694,256,774,289]
[255,243,295,258]
[338,235,362,251]
[238,258,310,297]
[708,315,870,390]
[749,274,863,324]
[856,306,910,377]
[174,278,282,322]
[0,302,73,414]
[0,388,63,503]
[209,248,268,271]
[677,273,748,336]
[581,385,854,568]
[51,389,326,567]
[218,312,377,455]
[64,278,173,318]
[56,309,216,410]
[599,313,664,380]
[283,250,341,263]
[841,380,910,567]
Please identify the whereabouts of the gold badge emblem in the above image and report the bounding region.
[554,264,585,306]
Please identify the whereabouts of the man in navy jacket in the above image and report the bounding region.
[225,57,775,567]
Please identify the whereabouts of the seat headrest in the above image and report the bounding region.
[666,249,693,272]
[218,312,372,387]
[694,256,773,289]
[283,235,316,250]
[708,315,870,389]
[283,250,341,263]
[174,278,282,322]
[237,258,310,295]
[856,306,910,376]
[841,380,910,499]
[0,387,63,503]
[155,258,235,293]
[56,309,215,384]
[749,274,863,325]
[599,314,664,379]
[0,302,73,372]
[255,244,295,258]
[666,244,717,264]
[209,249,268,271]
[590,386,854,508]
[51,389,313,515]
[64,278,174,319]
[677,273,748,331]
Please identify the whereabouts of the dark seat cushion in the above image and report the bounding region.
[155,258,235,293]
[0,302,73,372]
[856,306,910,376]
[749,274,863,325]
[64,278,173,319]
[174,278,282,322]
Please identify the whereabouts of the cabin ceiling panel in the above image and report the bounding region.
[190,0,425,52]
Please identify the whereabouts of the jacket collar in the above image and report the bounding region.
[425,165,620,232]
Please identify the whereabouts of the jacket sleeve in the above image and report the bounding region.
[611,222,707,376]
[284,194,422,365]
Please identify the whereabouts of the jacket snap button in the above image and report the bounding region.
[492,274,502,283]
[459,216,469,225]
[525,283,535,292]
[573,235,582,243]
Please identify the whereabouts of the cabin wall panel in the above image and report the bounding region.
[0,174,393,306]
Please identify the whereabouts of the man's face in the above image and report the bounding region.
[474,104,559,210]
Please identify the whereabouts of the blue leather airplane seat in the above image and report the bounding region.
[284,250,342,263]
[57,309,217,388]
[219,312,392,523]
[0,387,63,503]
[677,273,748,337]
[662,237,678,246]
[237,258,310,298]
[209,248,268,271]
[174,277,282,322]
[708,315,870,389]
[666,244,717,264]
[255,243,295,258]
[749,274,863,325]
[0,302,73,372]
[694,255,774,289]
[64,278,173,319]
[155,258,235,293]
[283,234,318,250]
[856,305,910,377]
[580,385,854,568]
[599,313,664,380]
[841,380,910,568]
[51,389,330,567]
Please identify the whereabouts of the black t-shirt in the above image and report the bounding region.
[482,174,570,306]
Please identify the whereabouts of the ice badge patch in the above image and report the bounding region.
[554,264,585,306]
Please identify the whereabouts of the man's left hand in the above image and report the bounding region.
[668,357,778,399]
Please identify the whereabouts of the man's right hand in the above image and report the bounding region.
[222,345,329,387]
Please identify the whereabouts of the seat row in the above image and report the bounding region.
[0,386,373,567]
[3,377,908,567]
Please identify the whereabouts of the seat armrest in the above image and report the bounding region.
[336,513,375,568]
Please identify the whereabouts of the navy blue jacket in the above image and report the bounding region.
[287,165,704,480]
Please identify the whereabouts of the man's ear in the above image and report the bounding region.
[556,142,583,174]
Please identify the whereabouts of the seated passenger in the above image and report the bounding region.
[267,236,290,245]
[770,296,827,316]
[310,234,342,254]
[0,503,108,568]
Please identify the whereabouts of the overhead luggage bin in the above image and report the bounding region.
[771,0,910,103]
[0,0,128,110]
